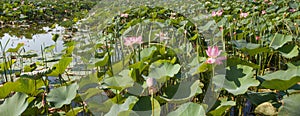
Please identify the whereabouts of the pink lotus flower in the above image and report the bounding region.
[212,10,223,17]
[212,11,217,17]
[216,10,223,16]
[124,36,142,47]
[255,36,260,40]
[120,13,129,18]
[262,10,266,15]
[146,77,157,88]
[206,46,226,64]
[146,77,158,94]
[240,12,249,18]
[219,26,223,31]
[289,9,297,13]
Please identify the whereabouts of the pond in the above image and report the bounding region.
[1,0,300,116]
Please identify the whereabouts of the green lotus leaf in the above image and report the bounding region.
[47,83,79,108]
[95,53,109,67]
[0,82,15,99]
[245,92,278,106]
[66,107,83,116]
[278,94,300,116]
[278,44,299,59]
[227,57,260,69]
[260,64,300,90]
[213,65,260,95]
[14,78,44,96]
[103,69,134,90]
[6,43,24,53]
[106,96,139,116]
[160,80,202,103]
[0,92,28,116]
[208,100,236,116]
[117,110,139,116]
[132,96,160,116]
[167,102,205,116]
[269,33,293,49]
[47,57,73,76]
[148,62,180,83]
[139,46,157,61]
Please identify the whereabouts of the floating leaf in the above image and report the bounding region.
[167,102,205,116]
[0,92,28,116]
[6,43,24,53]
[47,83,79,108]
[213,65,260,95]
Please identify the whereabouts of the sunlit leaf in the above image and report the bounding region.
[47,57,72,76]
[160,80,202,103]
[213,65,260,95]
[0,82,15,99]
[208,100,236,116]
[148,62,180,83]
[278,44,299,58]
[0,92,28,116]
[260,64,300,90]
[167,102,205,116]
[103,69,134,90]
[6,43,24,53]
[106,96,139,116]
[278,94,300,116]
[269,33,293,49]
[47,83,79,108]
[132,96,160,116]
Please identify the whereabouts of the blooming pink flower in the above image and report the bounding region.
[13,8,18,11]
[262,10,266,15]
[212,10,223,17]
[212,11,217,17]
[146,77,158,94]
[206,46,226,64]
[146,77,157,88]
[289,9,297,13]
[120,13,129,18]
[240,12,249,18]
[219,26,223,31]
[255,36,260,40]
[124,36,142,47]
[216,10,223,16]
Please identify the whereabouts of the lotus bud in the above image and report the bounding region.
[146,77,157,88]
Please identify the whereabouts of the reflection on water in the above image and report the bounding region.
[0,25,65,53]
